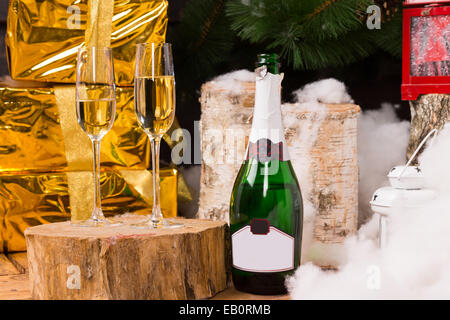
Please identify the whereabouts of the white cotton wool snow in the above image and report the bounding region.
[293,78,354,104]
[419,123,450,193]
[357,103,410,224]
[210,69,256,94]
[287,122,450,300]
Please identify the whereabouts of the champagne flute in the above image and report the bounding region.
[73,46,121,227]
[133,43,182,229]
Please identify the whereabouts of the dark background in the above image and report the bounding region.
[0,2,8,77]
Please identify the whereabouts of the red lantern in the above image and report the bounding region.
[402,0,450,100]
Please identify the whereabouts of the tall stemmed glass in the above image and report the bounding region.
[73,46,121,227]
[134,43,182,229]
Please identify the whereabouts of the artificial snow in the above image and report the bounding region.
[287,108,450,299]
[293,78,354,104]
[357,103,410,224]
[420,123,450,192]
[210,69,255,94]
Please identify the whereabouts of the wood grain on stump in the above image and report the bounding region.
[25,217,228,300]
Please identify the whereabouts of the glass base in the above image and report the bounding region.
[131,218,184,229]
[71,217,123,227]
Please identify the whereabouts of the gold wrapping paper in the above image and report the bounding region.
[85,0,114,49]
[0,83,191,252]
[6,0,168,85]
[0,83,193,200]
[0,168,178,252]
[0,85,150,172]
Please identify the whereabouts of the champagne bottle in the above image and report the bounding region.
[229,54,303,295]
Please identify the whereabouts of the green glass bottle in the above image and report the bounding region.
[229,54,303,295]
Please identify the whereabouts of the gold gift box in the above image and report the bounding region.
[0,83,185,252]
[5,0,168,85]
[0,85,149,172]
[0,168,178,252]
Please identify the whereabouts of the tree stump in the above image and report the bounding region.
[25,216,228,300]
[199,79,359,266]
[407,94,450,162]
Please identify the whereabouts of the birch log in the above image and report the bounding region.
[198,80,360,260]
[199,82,255,221]
[25,217,228,300]
[407,94,450,162]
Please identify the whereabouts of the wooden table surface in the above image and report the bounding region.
[0,253,30,300]
[0,252,289,300]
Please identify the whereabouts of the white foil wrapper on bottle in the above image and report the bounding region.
[246,67,290,161]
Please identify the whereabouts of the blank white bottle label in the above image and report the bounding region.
[232,226,294,272]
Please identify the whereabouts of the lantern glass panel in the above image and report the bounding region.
[410,15,450,77]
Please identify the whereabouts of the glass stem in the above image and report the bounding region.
[92,139,104,221]
[151,136,163,227]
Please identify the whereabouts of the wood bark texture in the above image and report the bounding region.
[25,217,228,300]
[199,80,359,245]
[407,94,450,162]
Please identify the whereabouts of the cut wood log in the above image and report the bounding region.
[407,94,450,162]
[25,216,228,300]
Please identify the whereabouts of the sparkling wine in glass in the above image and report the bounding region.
[73,46,122,227]
[133,43,182,229]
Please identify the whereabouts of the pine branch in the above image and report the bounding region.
[372,5,402,58]
[193,0,226,49]
[306,0,339,20]
[360,0,403,58]
[170,0,235,82]
[226,0,377,70]
[301,0,373,40]
[273,28,377,70]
